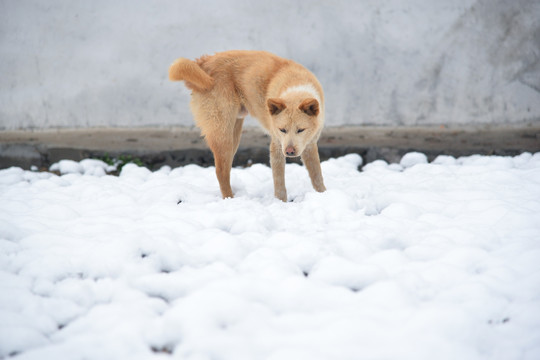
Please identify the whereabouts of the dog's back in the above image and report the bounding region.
[169,51,289,93]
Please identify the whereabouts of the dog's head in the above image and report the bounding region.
[267,96,323,158]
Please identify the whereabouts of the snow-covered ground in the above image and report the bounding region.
[1,152,540,359]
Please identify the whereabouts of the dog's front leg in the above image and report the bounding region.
[270,139,287,202]
[301,142,326,193]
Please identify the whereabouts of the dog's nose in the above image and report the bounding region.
[285,146,296,157]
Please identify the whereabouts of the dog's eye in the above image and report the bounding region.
[279,128,287,134]
[297,128,305,133]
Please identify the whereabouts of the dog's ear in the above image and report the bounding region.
[267,98,287,116]
[299,98,319,116]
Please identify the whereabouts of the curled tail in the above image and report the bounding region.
[168,58,214,92]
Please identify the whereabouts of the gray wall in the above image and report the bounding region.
[1,0,539,130]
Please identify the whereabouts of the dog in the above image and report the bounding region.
[169,50,326,201]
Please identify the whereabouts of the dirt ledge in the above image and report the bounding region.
[1,125,539,170]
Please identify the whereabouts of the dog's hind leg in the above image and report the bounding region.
[206,132,235,199]
[190,92,243,199]
[301,143,326,193]
[206,139,234,198]
[232,116,244,157]
[204,116,244,199]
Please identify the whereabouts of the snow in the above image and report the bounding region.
[1,152,540,359]
[49,159,116,176]
[400,152,428,168]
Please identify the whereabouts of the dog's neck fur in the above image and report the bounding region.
[265,63,323,104]
[279,84,321,104]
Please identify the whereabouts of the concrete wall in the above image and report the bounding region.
[1,0,539,130]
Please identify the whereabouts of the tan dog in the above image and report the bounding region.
[169,50,326,201]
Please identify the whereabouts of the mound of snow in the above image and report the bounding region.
[400,152,428,168]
